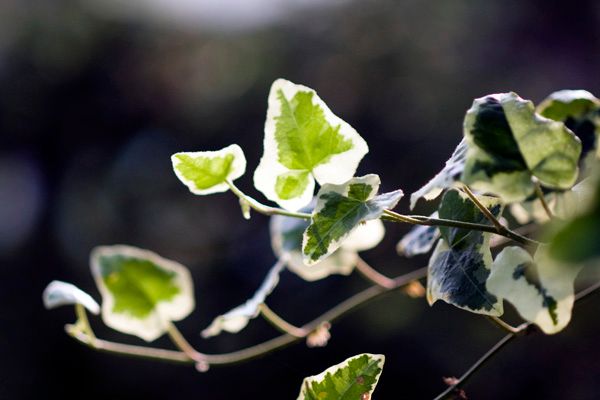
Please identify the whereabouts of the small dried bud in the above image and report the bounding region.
[306,321,331,348]
[403,280,426,298]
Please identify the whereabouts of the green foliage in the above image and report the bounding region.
[297,354,385,400]
[427,190,503,315]
[91,245,195,342]
[302,175,403,264]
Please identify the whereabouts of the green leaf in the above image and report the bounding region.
[43,280,100,315]
[171,144,246,195]
[487,246,582,334]
[271,207,385,281]
[254,79,369,211]
[410,139,467,209]
[462,93,582,202]
[537,89,600,163]
[427,190,503,316]
[201,259,285,338]
[396,212,440,257]
[297,353,385,400]
[91,245,195,342]
[302,175,403,265]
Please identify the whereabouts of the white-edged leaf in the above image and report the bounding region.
[302,175,402,265]
[410,139,467,209]
[43,280,100,315]
[253,79,369,211]
[171,144,246,195]
[297,353,385,400]
[487,246,582,334]
[396,212,440,257]
[201,259,285,338]
[91,245,195,342]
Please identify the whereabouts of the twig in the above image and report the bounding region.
[461,185,504,231]
[486,316,522,335]
[432,281,600,400]
[226,181,311,219]
[355,256,396,289]
[259,303,308,338]
[533,179,554,220]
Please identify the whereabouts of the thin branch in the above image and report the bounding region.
[432,281,600,400]
[166,322,206,363]
[355,256,396,289]
[486,316,523,335]
[66,266,428,367]
[226,181,311,219]
[461,185,504,231]
[533,179,554,220]
[259,303,308,338]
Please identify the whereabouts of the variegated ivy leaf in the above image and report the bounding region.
[487,246,582,334]
[43,280,100,315]
[462,92,582,203]
[302,175,403,265]
[537,90,600,161]
[396,212,440,257]
[410,139,467,209]
[91,245,195,342]
[297,353,385,400]
[253,79,369,211]
[271,207,385,281]
[201,259,285,338]
[171,144,246,195]
[427,190,503,316]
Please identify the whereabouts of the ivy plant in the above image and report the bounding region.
[44,79,600,399]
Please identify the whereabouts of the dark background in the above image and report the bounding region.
[1,0,600,399]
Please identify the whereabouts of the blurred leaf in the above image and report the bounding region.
[302,175,402,265]
[297,353,385,400]
[427,190,503,316]
[254,79,369,211]
[43,280,100,315]
[396,212,440,257]
[171,144,246,195]
[462,93,581,202]
[91,245,194,342]
[487,246,581,334]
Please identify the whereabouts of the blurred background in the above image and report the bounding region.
[1,0,600,399]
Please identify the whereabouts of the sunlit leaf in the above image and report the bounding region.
[201,259,285,338]
[302,175,402,265]
[91,245,195,342]
[271,206,385,281]
[487,246,581,334]
[254,79,369,211]
[396,212,440,257]
[43,280,100,315]
[297,353,385,400]
[537,90,600,161]
[462,92,581,202]
[171,144,246,195]
[410,139,467,209]
[427,190,503,316]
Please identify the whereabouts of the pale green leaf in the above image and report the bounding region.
[254,79,369,211]
[91,245,195,342]
[171,144,246,195]
[487,246,582,334]
[201,259,285,338]
[43,280,100,315]
[297,353,385,400]
[302,175,402,265]
[410,139,467,209]
[462,93,582,202]
[427,190,503,316]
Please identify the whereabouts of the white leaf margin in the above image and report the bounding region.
[91,245,195,342]
[201,258,286,338]
[171,144,246,195]
[253,78,369,211]
[296,353,385,400]
[43,280,100,315]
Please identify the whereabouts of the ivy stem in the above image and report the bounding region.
[225,181,311,219]
[486,316,522,334]
[461,185,504,231]
[259,303,309,337]
[382,210,539,247]
[66,266,428,366]
[533,179,554,220]
[433,281,600,400]
[355,256,396,289]
[166,322,207,363]
[75,303,96,342]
